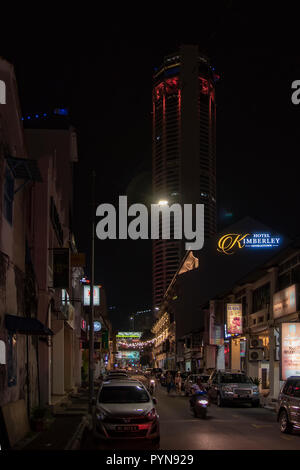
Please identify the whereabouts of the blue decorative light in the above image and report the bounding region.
[35,114,39,118]
[53,108,68,116]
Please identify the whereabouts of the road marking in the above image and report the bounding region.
[251,424,273,429]
[160,419,227,423]
[280,435,294,441]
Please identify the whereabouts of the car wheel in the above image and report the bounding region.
[217,394,223,407]
[151,436,160,449]
[251,400,260,408]
[279,410,293,434]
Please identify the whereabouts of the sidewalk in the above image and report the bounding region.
[14,388,91,451]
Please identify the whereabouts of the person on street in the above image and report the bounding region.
[166,371,172,394]
[175,371,182,395]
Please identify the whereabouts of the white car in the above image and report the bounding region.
[94,379,160,446]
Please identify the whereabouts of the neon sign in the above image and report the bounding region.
[218,233,281,255]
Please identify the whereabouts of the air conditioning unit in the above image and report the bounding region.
[248,349,264,361]
[250,338,264,349]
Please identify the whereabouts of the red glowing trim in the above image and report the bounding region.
[199,77,209,95]
[154,77,179,101]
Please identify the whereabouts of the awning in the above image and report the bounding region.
[5,314,54,336]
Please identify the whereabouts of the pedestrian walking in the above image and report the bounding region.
[175,371,182,395]
[166,371,172,394]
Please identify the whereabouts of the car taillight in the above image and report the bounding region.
[146,408,157,420]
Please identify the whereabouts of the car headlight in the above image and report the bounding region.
[150,380,155,384]
[146,408,157,421]
[96,409,107,420]
[198,399,208,405]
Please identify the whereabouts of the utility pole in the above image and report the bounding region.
[89,170,96,413]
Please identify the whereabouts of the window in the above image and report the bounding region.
[4,167,14,224]
[98,386,150,404]
[7,333,17,387]
[252,283,270,312]
[292,381,300,398]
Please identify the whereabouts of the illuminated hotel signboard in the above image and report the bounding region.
[280,322,300,380]
[218,233,281,255]
[227,304,243,335]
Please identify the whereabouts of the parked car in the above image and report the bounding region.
[207,370,260,407]
[94,379,160,446]
[277,376,300,433]
[105,372,129,381]
[184,374,210,396]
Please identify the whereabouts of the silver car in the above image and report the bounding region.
[94,379,160,446]
[208,370,260,407]
[277,376,300,433]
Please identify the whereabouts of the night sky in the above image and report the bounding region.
[2,4,300,329]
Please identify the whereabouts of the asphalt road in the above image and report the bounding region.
[156,384,300,450]
[82,381,300,450]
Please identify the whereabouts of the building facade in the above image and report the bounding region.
[24,125,80,406]
[152,44,218,309]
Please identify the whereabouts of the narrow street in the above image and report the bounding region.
[83,383,300,451]
[156,385,300,450]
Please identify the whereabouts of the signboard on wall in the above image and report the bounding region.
[209,303,216,345]
[53,248,69,289]
[83,285,100,306]
[280,322,300,380]
[227,304,243,335]
[116,332,142,339]
[117,351,140,360]
[273,284,298,319]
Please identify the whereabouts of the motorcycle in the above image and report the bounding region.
[190,390,209,419]
[149,378,156,395]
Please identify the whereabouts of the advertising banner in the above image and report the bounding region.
[227,303,242,335]
[280,322,300,380]
[215,324,224,345]
[240,339,246,357]
[273,284,298,319]
[209,305,215,345]
[117,351,140,360]
[71,252,86,267]
[53,248,69,289]
[116,332,142,339]
[83,285,100,306]
[102,330,109,350]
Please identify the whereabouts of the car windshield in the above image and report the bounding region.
[99,386,150,403]
[220,374,252,384]
[201,376,209,382]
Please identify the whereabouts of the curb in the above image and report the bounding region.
[64,415,90,450]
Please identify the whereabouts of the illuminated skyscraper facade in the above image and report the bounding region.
[152,45,218,308]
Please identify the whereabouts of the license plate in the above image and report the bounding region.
[115,425,139,432]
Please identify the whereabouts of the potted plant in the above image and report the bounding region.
[251,377,262,386]
[31,406,52,432]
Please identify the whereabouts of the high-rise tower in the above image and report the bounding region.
[152,44,218,308]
